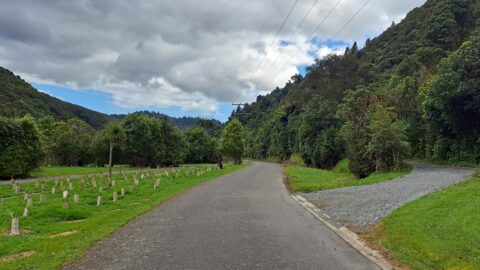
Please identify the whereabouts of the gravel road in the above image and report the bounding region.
[301,162,475,230]
[64,162,377,270]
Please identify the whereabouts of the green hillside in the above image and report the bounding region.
[0,67,113,129]
[0,67,221,130]
[236,0,480,176]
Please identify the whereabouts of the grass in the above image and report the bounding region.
[365,172,480,270]
[29,165,139,178]
[287,159,412,192]
[0,164,247,270]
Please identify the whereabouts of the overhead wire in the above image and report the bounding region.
[249,0,300,78]
[269,0,370,82]
[261,0,320,77]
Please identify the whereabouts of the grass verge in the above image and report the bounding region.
[287,159,411,192]
[365,172,480,270]
[0,164,247,270]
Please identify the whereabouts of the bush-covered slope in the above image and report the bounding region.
[236,0,480,176]
[0,67,113,129]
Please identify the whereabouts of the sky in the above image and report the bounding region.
[0,0,427,121]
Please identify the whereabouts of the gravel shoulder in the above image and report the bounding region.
[301,162,475,230]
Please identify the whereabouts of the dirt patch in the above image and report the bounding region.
[0,251,36,263]
[63,219,84,224]
[48,230,81,239]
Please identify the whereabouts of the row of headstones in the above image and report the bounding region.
[6,177,162,236]
[6,166,218,236]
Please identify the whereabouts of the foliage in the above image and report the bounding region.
[185,127,218,163]
[51,119,95,166]
[0,67,113,129]
[221,119,245,164]
[236,0,480,176]
[0,116,44,178]
[423,31,480,163]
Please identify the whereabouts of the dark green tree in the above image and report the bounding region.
[221,119,245,164]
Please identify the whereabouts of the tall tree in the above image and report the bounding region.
[102,123,125,179]
[221,119,245,164]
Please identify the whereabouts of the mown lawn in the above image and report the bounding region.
[29,166,138,178]
[287,159,411,192]
[366,173,480,270]
[0,164,247,270]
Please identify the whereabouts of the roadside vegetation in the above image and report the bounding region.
[0,164,246,270]
[366,169,480,269]
[287,159,411,192]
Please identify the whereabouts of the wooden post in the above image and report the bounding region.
[40,193,46,204]
[26,198,33,208]
[10,214,20,236]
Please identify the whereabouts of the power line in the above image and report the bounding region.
[250,0,299,78]
[270,0,369,82]
[261,0,320,77]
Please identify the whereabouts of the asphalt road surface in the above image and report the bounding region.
[64,162,377,270]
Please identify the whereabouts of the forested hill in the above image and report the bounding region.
[236,0,480,177]
[0,67,220,130]
[0,66,113,129]
[111,111,222,131]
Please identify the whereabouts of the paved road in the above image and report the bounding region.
[64,162,377,270]
[302,162,474,229]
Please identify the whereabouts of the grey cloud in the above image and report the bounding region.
[0,0,427,111]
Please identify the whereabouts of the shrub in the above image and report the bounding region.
[0,116,44,178]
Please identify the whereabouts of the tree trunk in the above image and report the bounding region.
[108,141,114,180]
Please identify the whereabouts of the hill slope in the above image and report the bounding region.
[0,67,221,130]
[0,67,113,129]
[236,0,480,169]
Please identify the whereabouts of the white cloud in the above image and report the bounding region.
[0,0,427,112]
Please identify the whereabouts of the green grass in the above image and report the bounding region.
[0,164,247,270]
[367,173,480,270]
[287,159,411,192]
[29,166,139,178]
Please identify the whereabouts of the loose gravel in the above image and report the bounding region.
[301,162,475,230]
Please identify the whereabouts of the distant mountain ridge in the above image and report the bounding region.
[0,66,219,130]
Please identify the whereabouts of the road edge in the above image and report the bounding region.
[291,194,395,270]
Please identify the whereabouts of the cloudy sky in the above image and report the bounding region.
[0,0,426,121]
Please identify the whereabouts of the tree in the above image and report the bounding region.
[366,105,410,171]
[0,116,44,178]
[52,119,95,166]
[102,123,125,179]
[123,114,155,167]
[185,127,218,163]
[221,119,245,164]
[423,32,480,163]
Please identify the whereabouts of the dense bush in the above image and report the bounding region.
[185,127,218,164]
[0,116,44,178]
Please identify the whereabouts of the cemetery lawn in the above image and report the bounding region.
[30,166,138,178]
[364,174,480,270]
[287,159,412,192]
[0,164,247,270]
